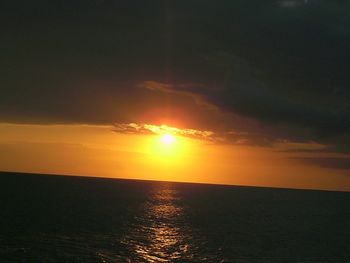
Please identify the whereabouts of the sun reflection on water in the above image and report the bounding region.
[122,183,199,262]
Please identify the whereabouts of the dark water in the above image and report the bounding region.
[0,172,350,262]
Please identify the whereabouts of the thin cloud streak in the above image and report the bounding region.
[113,123,216,141]
[113,122,281,146]
[292,157,350,171]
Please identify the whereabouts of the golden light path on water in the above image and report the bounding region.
[135,186,185,262]
[121,183,210,262]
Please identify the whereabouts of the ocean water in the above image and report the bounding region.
[0,172,349,262]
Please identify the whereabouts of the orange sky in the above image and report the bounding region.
[1,123,349,191]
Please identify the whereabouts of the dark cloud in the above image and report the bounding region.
[1,0,350,152]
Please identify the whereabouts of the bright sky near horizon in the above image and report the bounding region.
[1,123,349,191]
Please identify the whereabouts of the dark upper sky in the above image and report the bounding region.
[1,0,350,152]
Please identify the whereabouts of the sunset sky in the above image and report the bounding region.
[1,0,350,191]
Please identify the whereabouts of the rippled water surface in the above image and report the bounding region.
[0,172,350,262]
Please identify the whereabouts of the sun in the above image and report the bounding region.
[144,131,190,163]
[161,134,176,145]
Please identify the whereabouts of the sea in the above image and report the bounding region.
[0,172,349,262]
